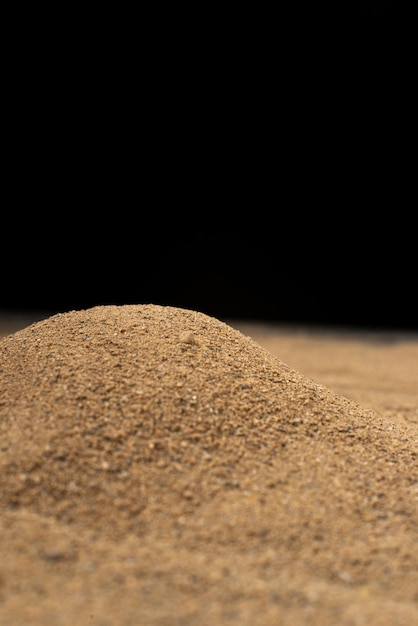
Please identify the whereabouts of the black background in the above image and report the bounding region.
[3,2,415,332]
[3,216,415,331]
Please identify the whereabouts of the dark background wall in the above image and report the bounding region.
[3,2,414,332]
[3,217,416,331]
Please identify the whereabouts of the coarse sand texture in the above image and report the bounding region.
[0,304,417,626]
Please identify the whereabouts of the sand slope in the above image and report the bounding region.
[0,305,417,625]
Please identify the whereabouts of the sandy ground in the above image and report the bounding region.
[0,308,417,626]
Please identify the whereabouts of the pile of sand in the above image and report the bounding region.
[0,304,417,625]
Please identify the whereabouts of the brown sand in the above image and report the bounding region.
[0,304,417,626]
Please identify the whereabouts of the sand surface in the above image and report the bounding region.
[0,305,417,626]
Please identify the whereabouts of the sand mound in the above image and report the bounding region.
[0,304,417,625]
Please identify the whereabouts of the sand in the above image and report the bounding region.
[0,304,417,626]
